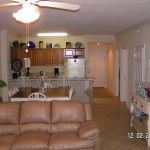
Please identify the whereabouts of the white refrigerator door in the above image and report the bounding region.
[67,59,85,78]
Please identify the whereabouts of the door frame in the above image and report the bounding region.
[115,47,128,102]
[87,42,107,87]
[115,49,120,96]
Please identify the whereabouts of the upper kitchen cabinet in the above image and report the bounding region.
[44,49,52,65]
[10,48,64,66]
[28,49,38,66]
[28,49,52,66]
[51,48,64,65]
[10,47,29,62]
[64,48,84,57]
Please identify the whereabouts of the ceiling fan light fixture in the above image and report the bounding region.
[13,6,40,23]
[37,33,68,36]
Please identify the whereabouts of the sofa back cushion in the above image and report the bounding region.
[0,102,20,135]
[52,101,85,123]
[20,101,51,124]
[0,102,20,124]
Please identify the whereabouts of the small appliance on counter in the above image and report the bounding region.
[40,71,44,76]
[54,68,59,76]
[12,72,18,79]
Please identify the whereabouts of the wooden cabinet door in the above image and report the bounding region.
[10,47,19,61]
[28,49,38,66]
[18,48,29,62]
[57,49,64,65]
[37,49,45,65]
[51,49,58,65]
[44,49,52,65]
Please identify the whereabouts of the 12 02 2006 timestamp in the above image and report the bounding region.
[128,132,150,139]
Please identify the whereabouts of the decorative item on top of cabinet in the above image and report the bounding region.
[46,43,52,48]
[75,42,82,48]
[66,42,71,48]
[54,43,60,48]
[39,41,43,49]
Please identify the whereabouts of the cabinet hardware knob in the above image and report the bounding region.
[141,105,143,107]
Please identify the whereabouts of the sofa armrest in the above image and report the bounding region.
[78,120,100,140]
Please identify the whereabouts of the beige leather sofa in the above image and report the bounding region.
[0,100,100,150]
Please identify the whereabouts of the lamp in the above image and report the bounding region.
[13,2,40,24]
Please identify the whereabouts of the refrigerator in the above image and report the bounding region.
[65,58,85,78]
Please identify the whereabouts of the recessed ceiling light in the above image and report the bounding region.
[37,33,68,36]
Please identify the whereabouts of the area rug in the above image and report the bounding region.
[93,87,113,98]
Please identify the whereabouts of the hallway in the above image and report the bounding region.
[92,94,148,149]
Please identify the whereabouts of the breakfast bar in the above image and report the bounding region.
[8,78,94,103]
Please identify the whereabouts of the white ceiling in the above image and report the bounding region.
[1,0,150,36]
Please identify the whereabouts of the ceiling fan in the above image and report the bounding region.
[0,0,80,11]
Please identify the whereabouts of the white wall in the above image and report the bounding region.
[116,22,150,106]
[106,43,115,94]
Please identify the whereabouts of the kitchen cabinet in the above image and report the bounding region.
[10,48,64,66]
[28,49,38,66]
[44,49,52,65]
[64,48,84,57]
[10,47,29,62]
[51,48,64,65]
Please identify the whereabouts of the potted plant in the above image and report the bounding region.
[0,80,7,88]
[0,80,7,102]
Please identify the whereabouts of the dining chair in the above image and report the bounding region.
[44,83,53,88]
[28,92,47,101]
[8,89,15,97]
[57,76,67,88]
[17,76,30,88]
[69,86,73,100]
[36,76,50,88]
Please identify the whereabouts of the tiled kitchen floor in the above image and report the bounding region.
[92,96,149,150]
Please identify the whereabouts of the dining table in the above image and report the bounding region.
[10,87,70,102]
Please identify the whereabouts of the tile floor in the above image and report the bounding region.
[92,97,149,150]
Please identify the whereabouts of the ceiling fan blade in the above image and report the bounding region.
[0,2,21,8]
[35,1,80,11]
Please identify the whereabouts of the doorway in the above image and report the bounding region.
[88,42,106,87]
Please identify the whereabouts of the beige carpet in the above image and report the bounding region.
[93,87,113,98]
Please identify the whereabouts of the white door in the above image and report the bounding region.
[120,49,128,102]
[88,43,106,87]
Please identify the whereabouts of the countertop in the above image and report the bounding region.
[9,76,94,81]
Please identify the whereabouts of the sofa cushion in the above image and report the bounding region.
[20,101,51,124]
[48,132,94,150]
[52,101,85,123]
[51,123,81,133]
[78,120,100,140]
[0,102,20,124]
[11,131,50,150]
[0,134,17,150]
[0,124,19,136]
[20,123,51,133]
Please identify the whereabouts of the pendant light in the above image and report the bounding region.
[25,23,29,53]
